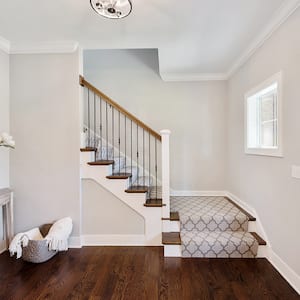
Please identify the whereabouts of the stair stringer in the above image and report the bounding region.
[80,151,162,246]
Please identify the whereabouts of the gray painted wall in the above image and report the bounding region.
[82,179,144,235]
[10,52,81,236]
[227,8,300,274]
[0,49,10,188]
[84,49,227,191]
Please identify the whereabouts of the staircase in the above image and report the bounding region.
[79,76,170,246]
[163,196,267,257]
[79,76,267,257]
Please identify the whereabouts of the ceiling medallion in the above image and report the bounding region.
[90,0,132,19]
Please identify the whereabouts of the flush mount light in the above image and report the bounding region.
[90,0,132,19]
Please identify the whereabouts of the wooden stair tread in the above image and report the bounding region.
[144,199,165,207]
[250,232,267,246]
[88,160,114,166]
[106,173,131,179]
[162,211,180,221]
[162,232,181,245]
[225,197,256,221]
[125,186,148,193]
[80,147,97,152]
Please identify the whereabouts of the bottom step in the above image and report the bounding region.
[181,230,259,258]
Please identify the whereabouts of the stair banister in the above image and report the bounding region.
[161,129,171,218]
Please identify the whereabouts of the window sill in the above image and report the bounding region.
[245,148,283,157]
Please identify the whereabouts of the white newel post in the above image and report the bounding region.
[160,129,171,219]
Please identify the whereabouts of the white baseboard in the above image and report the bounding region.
[269,249,300,294]
[225,191,300,294]
[81,234,147,246]
[170,190,226,197]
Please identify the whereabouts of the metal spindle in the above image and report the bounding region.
[94,93,96,155]
[100,97,103,160]
[118,111,121,173]
[155,138,158,199]
[148,132,151,196]
[112,107,114,168]
[125,117,127,170]
[106,102,108,161]
[137,124,139,186]
[143,129,145,186]
[87,89,90,147]
[131,120,133,185]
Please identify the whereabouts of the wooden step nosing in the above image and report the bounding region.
[250,232,267,246]
[225,196,256,221]
[80,147,97,152]
[162,232,181,245]
[88,160,115,166]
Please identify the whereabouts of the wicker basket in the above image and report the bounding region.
[22,224,57,263]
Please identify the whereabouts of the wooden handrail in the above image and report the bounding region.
[79,75,161,141]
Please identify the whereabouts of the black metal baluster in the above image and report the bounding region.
[155,138,158,199]
[100,97,102,160]
[137,124,139,186]
[125,116,127,170]
[143,129,145,186]
[106,102,108,161]
[112,106,114,170]
[118,111,121,173]
[87,89,90,147]
[149,132,151,197]
[131,120,133,186]
[94,93,96,158]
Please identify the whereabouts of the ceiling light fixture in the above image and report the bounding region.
[90,0,132,19]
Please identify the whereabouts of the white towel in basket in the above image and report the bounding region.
[9,228,43,259]
[45,217,73,251]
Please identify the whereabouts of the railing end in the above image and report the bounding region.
[79,75,84,87]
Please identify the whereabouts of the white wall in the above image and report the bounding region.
[10,52,81,237]
[227,7,300,275]
[0,49,10,188]
[84,49,227,191]
[82,179,144,235]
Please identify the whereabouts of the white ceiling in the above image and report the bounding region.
[0,0,299,80]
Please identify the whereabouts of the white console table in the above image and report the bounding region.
[0,188,14,252]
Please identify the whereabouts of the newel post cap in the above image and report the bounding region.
[160,129,171,135]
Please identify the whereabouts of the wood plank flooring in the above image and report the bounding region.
[0,247,299,299]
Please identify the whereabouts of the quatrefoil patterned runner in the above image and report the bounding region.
[171,196,259,258]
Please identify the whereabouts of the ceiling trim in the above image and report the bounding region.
[227,0,300,78]
[9,41,79,54]
[160,72,228,82]
[0,36,10,53]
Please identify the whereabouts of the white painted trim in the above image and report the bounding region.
[227,0,300,78]
[170,190,226,197]
[160,72,228,82]
[225,191,269,244]
[10,41,79,54]
[244,72,283,157]
[81,234,146,246]
[0,36,10,53]
[268,249,300,294]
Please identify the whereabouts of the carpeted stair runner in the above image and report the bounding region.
[171,196,259,258]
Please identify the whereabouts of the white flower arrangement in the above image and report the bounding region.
[0,132,15,149]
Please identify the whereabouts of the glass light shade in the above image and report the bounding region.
[90,0,132,19]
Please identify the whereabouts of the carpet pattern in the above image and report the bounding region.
[171,196,259,258]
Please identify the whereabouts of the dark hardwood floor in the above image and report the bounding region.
[0,247,299,300]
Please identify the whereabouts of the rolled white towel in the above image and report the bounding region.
[45,217,73,251]
[9,228,43,259]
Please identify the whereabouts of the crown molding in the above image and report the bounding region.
[9,41,79,54]
[160,72,228,82]
[227,0,300,78]
[0,36,10,54]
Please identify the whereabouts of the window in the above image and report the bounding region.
[245,72,282,157]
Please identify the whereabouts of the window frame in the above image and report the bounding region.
[244,72,283,157]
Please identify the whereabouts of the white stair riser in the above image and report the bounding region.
[162,220,180,232]
[164,245,181,257]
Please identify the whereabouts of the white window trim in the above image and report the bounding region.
[244,72,283,157]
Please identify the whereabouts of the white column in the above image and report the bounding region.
[160,129,171,219]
